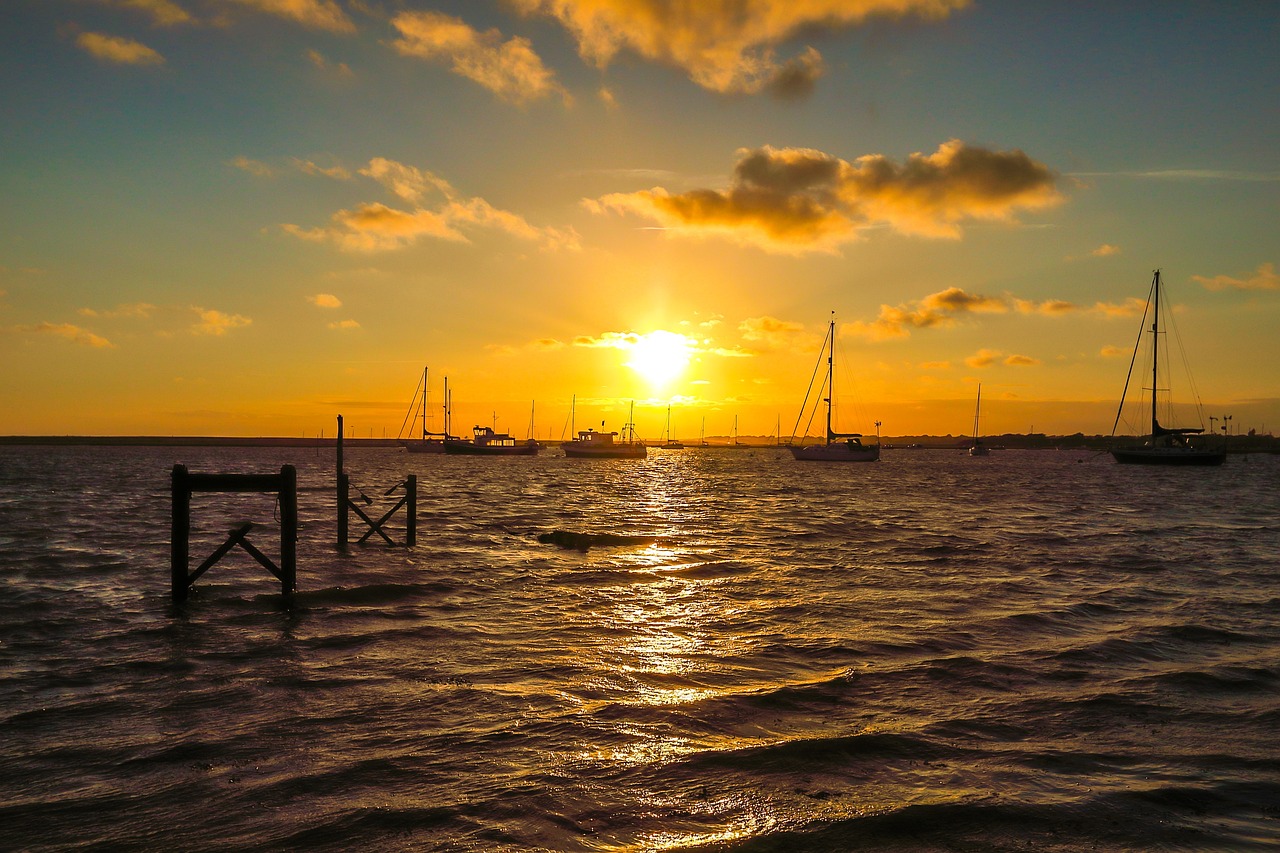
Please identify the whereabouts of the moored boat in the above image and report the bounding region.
[562,402,647,458]
[969,384,990,457]
[444,425,539,456]
[788,314,880,462]
[398,367,448,453]
[1109,269,1225,466]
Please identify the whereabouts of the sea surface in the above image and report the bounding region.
[1,444,1278,852]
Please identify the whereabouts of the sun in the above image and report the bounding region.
[624,330,695,391]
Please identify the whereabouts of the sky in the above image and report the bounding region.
[2,0,1277,440]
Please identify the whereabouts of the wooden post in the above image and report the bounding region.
[171,464,190,602]
[337,472,350,550]
[405,474,417,547]
[279,464,297,595]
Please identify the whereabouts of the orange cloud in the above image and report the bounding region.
[1192,262,1278,292]
[390,11,570,106]
[76,32,165,65]
[1014,298,1076,315]
[17,322,114,348]
[191,307,252,336]
[107,0,192,26]
[965,348,1001,368]
[1091,297,1147,318]
[738,316,806,349]
[230,0,355,33]
[1003,354,1041,367]
[309,293,342,308]
[587,140,1061,253]
[285,158,580,252]
[327,319,360,331]
[1090,243,1121,257]
[512,0,968,95]
[848,287,1010,341]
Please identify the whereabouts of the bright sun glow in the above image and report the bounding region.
[624,331,696,390]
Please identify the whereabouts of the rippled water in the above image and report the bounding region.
[2,445,1278,851]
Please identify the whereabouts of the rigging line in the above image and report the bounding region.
[1109,276,1155,439]
[790,327,829,441]
[395,371,424,440]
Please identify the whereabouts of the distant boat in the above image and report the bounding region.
[660,405,684,449]
[788,314,880,462]
[1109,269,1225,466]
[445,425,539,456]
[563,402,647,459]
[969,384,990,457]
[399,367,447,454]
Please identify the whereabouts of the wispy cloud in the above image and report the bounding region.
[964,349,1040,368]
[229,0,355,34]
[16,322,114,348]
[512,0,968,96]
[104,0,193,27]
[284,157,580,252]
[738,316,806,350]
[390,10,570,107]
[586,140,1062,254]
[306,49,353,78]
[327,319,360,330]
[79,302,156,319]
[1192,262,1278,292]
[191,307,251,336]
[1090,243,1121,257]
[75,32,165,65]
[230,156,274,177]
[848,287,1012,341]
[308,293,341,308]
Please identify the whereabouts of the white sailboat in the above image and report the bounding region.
[1109,269,1225,466]
[968,384,989,456]
[788,314,880,462]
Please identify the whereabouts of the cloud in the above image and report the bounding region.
[79,302,156,319]
[107,0,193,26]
[309,293,341,308]
[17,322,114,348]
[512,0,969,95]
[1014,298,1076,315]
[191,307,252,336]
[292,159,351,180]
[586,140,1061,253]
[76,32,165,65]
[1003,353,1041,367]
[306,49,353,77]
[1091,297,1147,318]
[327,319,360,330]
[285,158,581,252]
[230,0,356,33]
[1192,262,1278,292]
[1100,344,1129,358]
[848,286,1010,340]
[1090,243,1121,257]
[230,156,274,177]
[738,316,806,349]
[390,10,570,107]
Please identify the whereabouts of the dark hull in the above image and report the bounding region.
[1111,448,1225,466]
[444,441,538,456]
[562,445,647,459]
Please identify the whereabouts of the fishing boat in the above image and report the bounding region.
[969,384,990,456]
[398,367,447,453]
[444,425,539,456]
[1109,269,1225,466]
[788,314,880,462]
[659,405,684,449]
[562,402,647,459]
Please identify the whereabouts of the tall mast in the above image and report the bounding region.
[1151,269,1160,438]
[825,314,835,445]
[421,366,429,440]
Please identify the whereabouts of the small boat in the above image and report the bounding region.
[788,314,880,462]
[1109,269,1225,466]
[660,405,684,449]
[444,425,539,456]
[399,367,447,453]
[969,384,990,456]
[563,402,647,458]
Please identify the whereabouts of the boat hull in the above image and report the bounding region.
[562,444,647,459]
[789,442,880,462]
[444,440,538,456]
[1110,447,1225,466]
[402,439,445,454]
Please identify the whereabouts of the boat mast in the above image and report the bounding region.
[973,383,982,442]
[1150,269,1160,439]
[421,366,429,440]
[825,314,835,445]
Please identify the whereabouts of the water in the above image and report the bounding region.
[2,445,1278,851]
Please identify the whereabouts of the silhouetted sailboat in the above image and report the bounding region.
[660,405,684,449]
[1109,269,1225,466]
[562,401,647,458]
[789,314,880,462]
[969,384,989,456]
[399,367,447,453]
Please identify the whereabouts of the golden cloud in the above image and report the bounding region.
[76,32,165,65]
[1003,354,1041,367]
[285,158,581,252]
[108,0,193,26]
[1091,297,1147,318]
[18,322,114,348]
[327,319,360,330]
[309,293,342,308]
[1090,243,1121,257]
[191,307,252,336]
[230,0,355,33]
[965,348,1000,368]
[848,287,1012,341]
[1192,262,1278,292]
[738,316,806,349]
[1014,298,1077,315]
[512,0,968,95]
[587,140,1061,253]
[390,11,570,106]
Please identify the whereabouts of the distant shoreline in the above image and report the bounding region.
[2,434,1274,452]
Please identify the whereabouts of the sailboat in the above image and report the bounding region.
[789,314,880,462]
[969,384,990,456]
[398,367,447,453]
[1109,269,1225,466]
[660,405,684,449]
